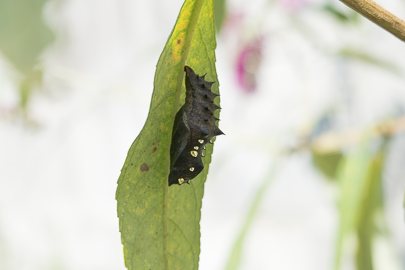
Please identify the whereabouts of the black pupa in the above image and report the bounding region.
[168,66,223,186]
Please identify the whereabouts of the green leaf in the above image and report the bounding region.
[18,68,43,113]
[0,0,53,114]
[311,149,343,180]
[334,137,387,270]
[355,141,386,270]
[116,1,219,269]
[337,48,400,75]
[321,3,359,24]
[224,159,280,270]
[0,0,53,73]
[214,0,226,32]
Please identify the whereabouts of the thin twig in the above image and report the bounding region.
[339,0,405,42]
[311,117,405,153]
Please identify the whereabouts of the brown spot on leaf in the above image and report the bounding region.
[152,146,157,153]
[140,163,149,172]
[177,39,181,44]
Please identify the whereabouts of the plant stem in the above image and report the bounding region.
[311,116,405,153]
[224,158,281,270]
[339,0,405,42]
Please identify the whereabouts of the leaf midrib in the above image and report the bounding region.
[163,1,206,269]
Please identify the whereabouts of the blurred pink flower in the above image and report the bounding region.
[221,11,245,38]
[280,0,308,12]
[235,37,264,93]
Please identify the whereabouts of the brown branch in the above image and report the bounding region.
[339,0,405,42]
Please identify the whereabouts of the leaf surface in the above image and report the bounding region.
[116,1,219,269]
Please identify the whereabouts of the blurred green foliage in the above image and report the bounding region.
[334,137,387,270]
[0,0,53,73]
[225,160,279,270]
[338,47,401,75]
[321,3,359,24]
[0,0,53,114]
[312,150,343,180]
[214,0,226,32]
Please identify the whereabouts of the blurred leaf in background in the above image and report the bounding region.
[214,0,226,32]
[312,149,343,180]
[309,112,343,180]
[224,160,280,270]
[0,0,53,114]
[337,47,401,75]
[321,2,359,24]
[334,136,389,270]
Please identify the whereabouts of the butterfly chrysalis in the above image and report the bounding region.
[168,66,223,186]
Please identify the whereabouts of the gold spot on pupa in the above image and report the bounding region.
[198,139,204,144]
[193,146,199,150]
[190,150,198,157]
[178,178,185,184]
[189,167,195,172]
